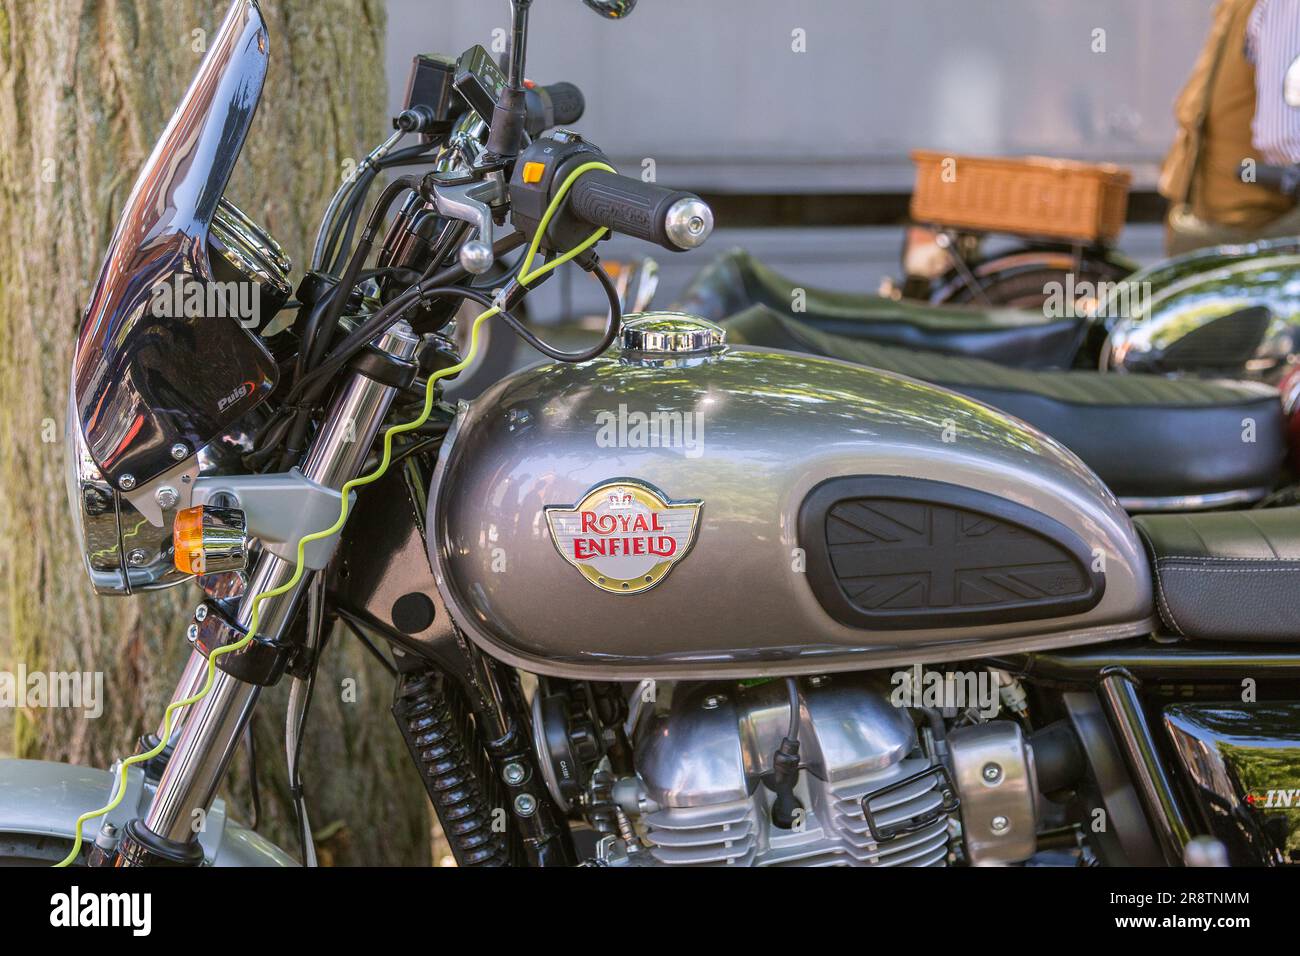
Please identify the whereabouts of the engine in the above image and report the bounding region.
[533,674,1037,867]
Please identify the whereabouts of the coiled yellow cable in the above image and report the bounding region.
[54,160,615,867]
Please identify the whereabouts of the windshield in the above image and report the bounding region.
[71,0,277,490]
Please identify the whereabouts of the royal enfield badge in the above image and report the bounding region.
[544,480,702,594]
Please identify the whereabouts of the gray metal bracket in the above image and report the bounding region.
[191,468,354,570]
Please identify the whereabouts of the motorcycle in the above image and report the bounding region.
[680,234,1300,376]
[4,0,1299,870]
[681,282,1294,513]
[674,205,1300,512]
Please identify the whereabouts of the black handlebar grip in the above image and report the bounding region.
[567,170,714,251]
[544,82,585,127]
[524,82,586,136]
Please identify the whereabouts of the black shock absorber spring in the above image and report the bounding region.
[393,669,516,866]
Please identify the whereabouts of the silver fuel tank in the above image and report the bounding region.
[428,314,1154,680]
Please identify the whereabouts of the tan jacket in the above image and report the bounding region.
[1160,0,1294,228]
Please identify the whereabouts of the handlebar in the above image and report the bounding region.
[567,170,714,251]
[1252,162,1300,198]
[524,81,585,136]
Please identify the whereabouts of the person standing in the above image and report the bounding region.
[1161,0,1300,254]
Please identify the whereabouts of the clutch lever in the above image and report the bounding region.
[423,173,505,274]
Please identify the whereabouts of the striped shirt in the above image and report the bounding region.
[1247,0,1300,163]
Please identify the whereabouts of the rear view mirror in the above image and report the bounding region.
[583,0,637,19]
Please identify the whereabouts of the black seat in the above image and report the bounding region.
[677,248,1085,368]
[723,305,1287,505]
[1134,507,1300,641]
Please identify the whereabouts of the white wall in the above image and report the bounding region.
[386,0,1216,193]
[381,1,1208,315]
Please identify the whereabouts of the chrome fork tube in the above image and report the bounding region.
[137,321,420,849]
[152,649,211,744]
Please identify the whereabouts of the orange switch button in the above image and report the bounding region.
[522,161,545,184]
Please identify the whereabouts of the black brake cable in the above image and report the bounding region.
[289,575,327,866]
[320,142,435,273]
[290,286,506,407]
[286,232,527,406]
[274,215,622,470]
[294,239,621,408]
[492,256,622,362]
[294,265,424,388]
[242,719,261,831]
[277,177,424,468]
[316,175,422,364]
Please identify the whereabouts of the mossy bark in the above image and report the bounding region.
[0,0,431,866]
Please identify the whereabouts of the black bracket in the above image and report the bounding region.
[860,763,961,844]
[192,598,302,687]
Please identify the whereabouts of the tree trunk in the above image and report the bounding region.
[0,0,432,866]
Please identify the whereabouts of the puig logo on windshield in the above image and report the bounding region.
[217,380,257,413]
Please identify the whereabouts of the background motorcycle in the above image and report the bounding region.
[3,0,1298,869]
[679,160,1300,386]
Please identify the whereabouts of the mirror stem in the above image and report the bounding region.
[487,0,533,160]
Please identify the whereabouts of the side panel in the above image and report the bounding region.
[1164,703,1300,866]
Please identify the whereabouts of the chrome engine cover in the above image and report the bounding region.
[612,676,952,866]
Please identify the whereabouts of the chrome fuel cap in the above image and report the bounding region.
[620,312,725,354]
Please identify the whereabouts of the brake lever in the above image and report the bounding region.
[424,175,504,274]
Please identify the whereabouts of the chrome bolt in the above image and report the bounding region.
[119,474,137,491]
[982,762,1003,784]
[702,694,725,710]
[513,793,537,816]
[503,762,527,786]
[127,549,148,566]
[194,604,208,623]
[991,815,1010,834]
[186,623,199,643]
[170,442,189,461]
[155,486,179,509]
[94,821,120,851]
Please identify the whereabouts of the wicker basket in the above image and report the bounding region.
[910,150,1132,244]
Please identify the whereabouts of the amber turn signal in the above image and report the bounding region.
[173,505,248,576]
